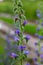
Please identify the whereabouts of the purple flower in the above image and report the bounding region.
[11,53,18,58]
[40,54,43,58]
[14,36,19,42]
[26,63,30,65]
[4,47,9,51]
[41,46,43,52]
[35,51,40,57]
[33,58,38,61]
[34,62,39,65]
[18,45,26,51]
[15,29,20,35]
[23,20,27,26]
[35,20,39,24]
[35,33,38,37]
[23,50,30,55]
[6,52,11,56]
[34,42,38,45]
[38,35,43,40]
[36,27,40,31]
[5,35,11,43]
[35,48,38,52]
[25,35,31,41]
[6,39,11,44]
[41,22,43,26]
[37,13,41,18]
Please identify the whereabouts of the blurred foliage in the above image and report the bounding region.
[0,1,43,20]
[0,2,13,14]
[0,17,14,25]
[24,24,37,35]
[3,0,13,2]
[0,17,43,36]
[0,0,43,20]
[0,38,6,54]
[24,24,43,36]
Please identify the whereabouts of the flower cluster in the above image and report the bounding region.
[2,1,43,65]
[36,10,41,18]
[34,9,43,65]
[10,53,18,58]
[1,0,31,65]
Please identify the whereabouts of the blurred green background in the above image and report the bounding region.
[0,0,43,20]
[0,0,43,59]
[0,0,43,35]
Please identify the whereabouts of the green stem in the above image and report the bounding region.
[21,59,22,65]
[19,19,23,65]
[11,58,15,65]
[20,22,23,65]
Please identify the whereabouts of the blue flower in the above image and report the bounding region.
[14,36,19,42]
[33,58,38,61]
[35,33,38,37]
[35,48,38,52]
[6,39,11,44]
[25,35,31,41]
[34,62,39,65]
[26,63,30,65]
[5,35,11,43]
[34,42,38,46]
[36,27,40,31]
[23,20,27,26]
[5,51,11,57]
[40,54,43,58]
[5,36,11,49]
[38,35,43,40]
[23,50,30,55]
[35,20,39,24]
[41,46,43,52]
[18,45,26,51]
[11,53,18,58]
[41,22,43,26]
[15,29,20,35]
[37,13,41,18]
[35,50,40,57]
